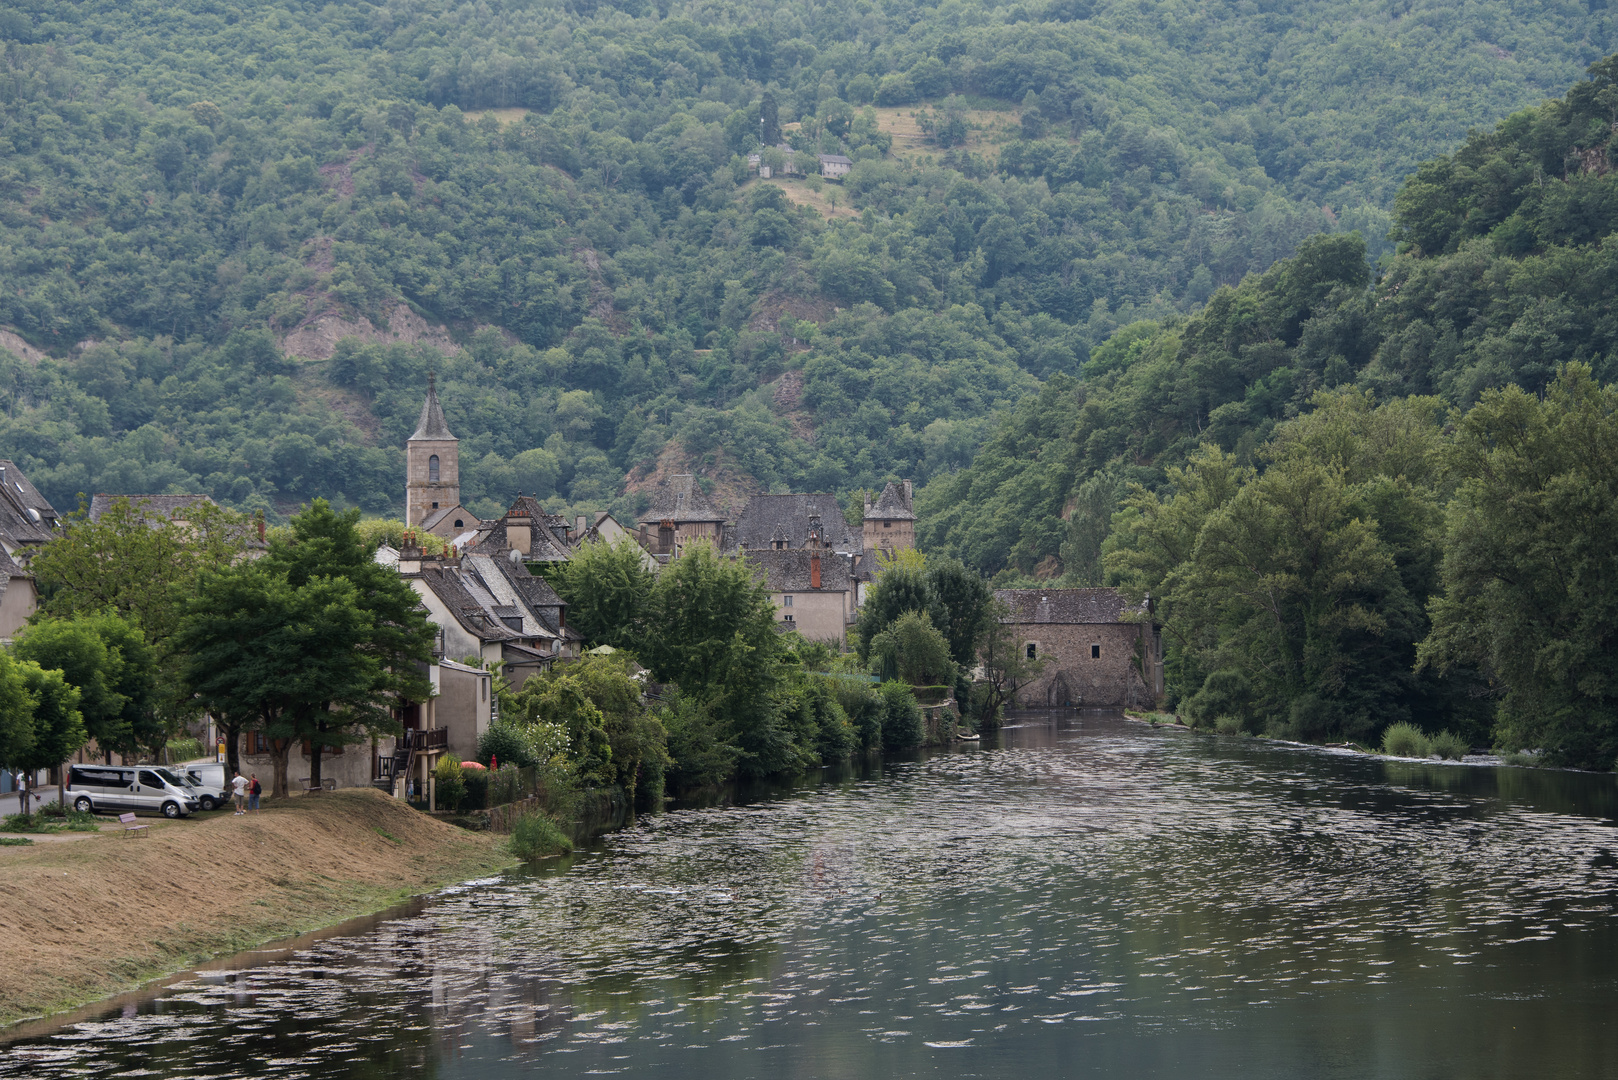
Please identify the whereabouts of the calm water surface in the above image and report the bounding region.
[7,712,1618,1078]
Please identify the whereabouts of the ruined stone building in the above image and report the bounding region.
[994,588,1163,709]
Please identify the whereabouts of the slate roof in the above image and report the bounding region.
[413,544,579,648]
[993,589,1144,624]
[0,461,59,555]
[744,548,853,593]
[420,504,477,532]
[640,474,725,524]
[729,494,862,553]
[818,153,854,166]
[87,493,214,526]
[865,480,914,521]
[409,376,456,441]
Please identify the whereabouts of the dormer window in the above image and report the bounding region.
[429,454,440,482]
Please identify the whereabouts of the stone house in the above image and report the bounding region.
[727,493,863,555]
[383,536,579,685]
[818,153,854,179]
[636,474,726,559]
[863,480,915,554]
[994,589,1163,709]
[745,547,855,646]
[0,460,56,639]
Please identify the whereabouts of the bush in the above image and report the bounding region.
[433,754,466,811]
[166,737,203,762]
[878,680,924,751]
[1214,714,1246,735]
[0,813,40,833]
[1430,730,1470,760]
[477,721,538,769]
[1382,722,1432,758]
[459,765,489,811]
[509,810,573,861]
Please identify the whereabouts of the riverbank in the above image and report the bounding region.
[0,788,514,1028]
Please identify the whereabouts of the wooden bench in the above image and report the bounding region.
[297,778,337,792]
[118,812,148,838]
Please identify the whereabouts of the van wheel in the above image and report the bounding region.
[73,796,93,814]
[198,795,216,811]
[162,801,181,819]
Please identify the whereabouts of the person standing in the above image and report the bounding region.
[248,774,261,813]
[231,771,248,815]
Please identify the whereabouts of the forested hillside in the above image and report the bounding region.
[921,57,1618,764]
[1,0,1611,519]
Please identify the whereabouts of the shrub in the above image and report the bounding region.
[878,680,923,751]
[509,810,573,862]
[433,754,466,811]
[459,765,489,811]
[1430,731,1470,760]
[477,721,538,769]
[1382,722,1432,758]
[166,736,203,762]
[1214,714,1246,736]
[0,813,40,833]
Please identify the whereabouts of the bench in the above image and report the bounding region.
[297,777,337,792]
[118,812,148,838]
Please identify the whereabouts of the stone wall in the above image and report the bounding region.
[1008,620,1161,709]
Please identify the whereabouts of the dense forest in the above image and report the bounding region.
[922,57,1618,766]
[1,0,1613,521]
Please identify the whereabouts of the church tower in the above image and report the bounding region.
[406,373,459,527]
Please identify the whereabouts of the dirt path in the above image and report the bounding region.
[0,789,512,1027]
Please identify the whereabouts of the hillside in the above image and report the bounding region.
[0,0,1614,520]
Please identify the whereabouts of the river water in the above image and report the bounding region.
[6,711,1618,1078]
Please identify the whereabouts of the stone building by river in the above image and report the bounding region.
[994,588,1163,709]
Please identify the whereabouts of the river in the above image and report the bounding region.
[5,711,1618,1078]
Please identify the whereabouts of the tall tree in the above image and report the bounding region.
[550,537,653,649]
[14,614,153,764]
[1420,364,1618,768]
[263,500,435,788]
[13,662,86,810]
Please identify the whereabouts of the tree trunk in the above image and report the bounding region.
[222,718,242,781]
[309,725,325,791]
[270,738,291,799]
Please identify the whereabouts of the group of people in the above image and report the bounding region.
[230,771,261,814]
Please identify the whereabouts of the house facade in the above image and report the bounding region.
[636,474,726,559]
[994,589,1163,710]
[745,547,855,645]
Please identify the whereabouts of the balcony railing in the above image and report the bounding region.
[401,728,448,752]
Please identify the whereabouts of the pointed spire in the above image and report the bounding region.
[410,372,455,441]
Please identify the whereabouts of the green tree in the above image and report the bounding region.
[973,599,1046,728]
[14,661,86,810]
[1420,365,1618,768]
[14,613,155,763]
[264,500,435,788]
[550,537,654,649]
[869,610,957,686]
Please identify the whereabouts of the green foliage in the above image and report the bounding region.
[1430,730,1470,761]
[509,810,574,862]
[1419,366,1618,770]
[476,721,539,770]
[15,613,148,761]
[0,0,1604,522]
[433,753,467,812]
[869,611,957,686]
[877,680,924,752]
[1381,722,1433,758]
[550,539,654,650]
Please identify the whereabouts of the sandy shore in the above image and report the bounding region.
[0,788,513,1027]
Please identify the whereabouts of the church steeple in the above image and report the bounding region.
[405,372,460,527]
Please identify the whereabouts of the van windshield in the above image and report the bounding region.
[155,768,191,788]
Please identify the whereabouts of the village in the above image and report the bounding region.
[0,377,1161,819]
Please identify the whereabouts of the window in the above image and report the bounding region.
[454,519,464,528]
[139,770,162,788]
[1091,644,1101,659]
[428,454,440,481]
[883,521,891,528]
[1026,643,1037,660]
[783,613,794,622]
[432,501,440,509]
[782,595,793,607]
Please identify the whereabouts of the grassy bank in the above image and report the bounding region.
[0,788,513,1027]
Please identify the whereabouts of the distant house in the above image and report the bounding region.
[818,153,854,179]
[993,589,1163,709]
[745,547,854,645]
[728,493,862,555]
[87,492,213,526]
[0,460,60,564]
[747,144,803,177]
[636,474,726,560]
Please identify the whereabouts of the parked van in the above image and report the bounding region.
[67,764,198,818]
[176,761,229,811]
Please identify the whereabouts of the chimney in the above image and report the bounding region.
[810,551,821,589]
[902,479,912,507]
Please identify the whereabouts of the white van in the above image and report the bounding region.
[177,761,229,811]
[67,764,199,818]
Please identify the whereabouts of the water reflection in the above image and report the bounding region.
[6,711,1618,1078]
